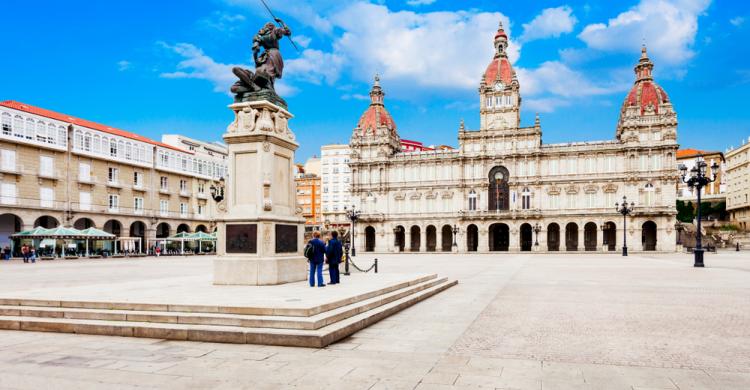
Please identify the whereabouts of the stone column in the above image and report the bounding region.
[456,229,465,253]
[478,227,489,253]
[405,229,412,252]
[420,227,427,252]
[509,225,520,252]
[214,100,306,285]
[581,225,589,252]
[537,228,547,252]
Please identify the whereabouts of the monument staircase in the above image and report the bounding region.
[0,274,456,348]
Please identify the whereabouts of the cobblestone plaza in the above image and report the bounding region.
[0,252,748,389]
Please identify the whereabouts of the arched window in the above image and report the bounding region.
[74,130,84,149]
[83,132,92,151]
[1,113,12,135]
[488,166,510,211]
[58,126,67,147]
[46,123,56,144]
[125,142,132,160]
[36,121,47,143]
[25,118,34,139]
[118,140,124,157]
[644,183,655,206]
[93,135,101,153]
[13,116,23,138]
[110,139,117,157]
[521,187,531,210]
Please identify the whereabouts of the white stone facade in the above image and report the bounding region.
[349,24,679,254]
[726,138,750,231]
[320,144,352,229]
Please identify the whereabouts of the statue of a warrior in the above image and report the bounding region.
[231,19,291,106]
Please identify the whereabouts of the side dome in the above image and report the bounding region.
[355,75,397,136]
[616,45,676,139]
[621,46,670,115]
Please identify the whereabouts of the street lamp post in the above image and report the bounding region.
[615,196,634,257]
[494,171,503,211]
[679,158,720,267]
[452,224,459,251]
[345,205,361,257]
[533,223,541,246]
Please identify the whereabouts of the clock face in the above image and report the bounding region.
[494,172,504,180]
[493,82,504,91]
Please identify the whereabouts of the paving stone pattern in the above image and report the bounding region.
[0,252,748,389]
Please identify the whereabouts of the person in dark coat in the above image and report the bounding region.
[308,231,326,287]
[325,231,344,285]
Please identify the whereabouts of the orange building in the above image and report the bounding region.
[295,165,322,231]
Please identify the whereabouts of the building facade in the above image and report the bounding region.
[676,148,725,199]
[320,144,352,230]
[725,138,750,231]
[295,170,322,230]
[0,101,226,253]
[349,23,679,254]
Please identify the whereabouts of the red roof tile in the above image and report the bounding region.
[484,57,513,85]
[0,100,191,154]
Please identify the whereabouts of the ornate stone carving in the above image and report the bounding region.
[565,184,579,195]
[602,183,618,193]
[547,185,561,195]
[262,142,270,152]
[256,108,275,132]
[263,175,272,211]
[409,192,422,200]
[441,191,454,199]
[584,184,598,194]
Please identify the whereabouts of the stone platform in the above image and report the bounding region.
[0,258,455,347]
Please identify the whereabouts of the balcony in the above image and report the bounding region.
[106,181,123,189]
[196,192,208,200]
[37,171,59,181]
[77,176,96,185]
[0,165,21,175]
[132,184,146,192]
[159,188,171,195]
[179,190,191,198]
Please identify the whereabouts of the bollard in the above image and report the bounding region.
[344,253,350,276]
[738,242,741,252]
[374,258,378,273]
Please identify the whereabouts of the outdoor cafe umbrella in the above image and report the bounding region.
[78,227,116,256]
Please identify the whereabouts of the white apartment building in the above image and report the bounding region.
[320,144,352,229]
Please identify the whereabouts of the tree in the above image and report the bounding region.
[676,200,695,223]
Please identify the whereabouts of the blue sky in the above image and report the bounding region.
[3,0,749,161]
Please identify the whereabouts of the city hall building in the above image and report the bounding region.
[349,23,679,253]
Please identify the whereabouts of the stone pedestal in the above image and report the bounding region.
[214,100,307,285]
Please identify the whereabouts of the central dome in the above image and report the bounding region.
[482,21,515,86]
[356,75,397,136]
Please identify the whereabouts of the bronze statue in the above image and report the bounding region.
[231,18,291,107]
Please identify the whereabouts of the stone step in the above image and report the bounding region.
[0,276,449,331]
[0,274,438,317]
[0,279,457,348]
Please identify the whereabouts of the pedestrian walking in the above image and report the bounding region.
[304,231,326,287]
[325,231,343,285]
[21,244,29,263]
[29,246,36,263]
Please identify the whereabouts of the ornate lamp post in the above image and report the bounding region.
[679,158,719,267]
[452,224,459,250]
[615,196,634,257]
[533,223,541,246]
[494,171,503,211]
[675,221,684,246]
[345,205,361,257]
[209,177,226,202]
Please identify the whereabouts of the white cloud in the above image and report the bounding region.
[524,98,571,113]
[516,61,628,98]
[158,42,237,94]
[406,0,437,6]
[730,16,745,27]
[578,0,711,66]
[520,6,578,42]
[328,3,518,90]
[117,60,132,71]
[225,0,340,34]
[294,34,312,48]
[285,49,345,85]
[341,93,370,101]
[198,11,246,34]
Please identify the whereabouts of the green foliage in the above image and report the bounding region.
[676,200,694,223]
[719,224,739,232]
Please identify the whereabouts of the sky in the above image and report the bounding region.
[2,0,749,162]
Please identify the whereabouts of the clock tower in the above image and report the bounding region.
[479,22,520,131]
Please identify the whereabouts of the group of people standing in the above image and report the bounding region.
[19,244,36,263]
[306,230,344,287]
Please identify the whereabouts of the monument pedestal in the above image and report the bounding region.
[214,100,307,286]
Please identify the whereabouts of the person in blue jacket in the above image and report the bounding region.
[325,231,343,285]
[308,231,326,287]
